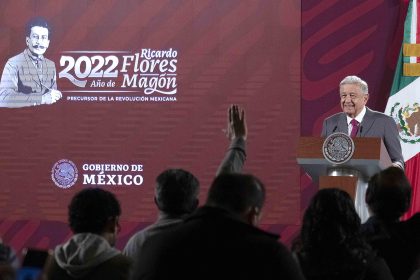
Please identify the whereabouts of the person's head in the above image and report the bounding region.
[206,173,265,226]
[0,242,19,279]
[339,75,369,118]
[68,188,121,246]
[25,17,51,57]
[366,167,412,221]
[155,169,200,215]
[300,188,361,250]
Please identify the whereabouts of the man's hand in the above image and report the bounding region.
[42,89,62,104]
[226,104,247,140]
[392,161,404,170]
[50,89,63,103]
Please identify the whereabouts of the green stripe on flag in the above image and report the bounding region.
[390,0,417,97]
[390,48,417,96]
[404,0,414,45]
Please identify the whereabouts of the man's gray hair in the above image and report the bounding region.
[339,75,368,94]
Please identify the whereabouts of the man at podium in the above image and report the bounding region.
[321,75,404,221]
[321,75,404,167]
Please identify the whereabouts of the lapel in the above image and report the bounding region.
[337,113,348,134]
[360,107,375,137]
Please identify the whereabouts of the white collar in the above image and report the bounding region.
[346,106,366,125]
[25,48,44,61]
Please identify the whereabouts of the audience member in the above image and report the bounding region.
[293,188,393,280]
[46,188,131,280]
[363,167,420,280]
[124,104,248,278]
[130,173,305,280]
[123,169,199,260]
[408,269,420,280]
[0,240,19,280]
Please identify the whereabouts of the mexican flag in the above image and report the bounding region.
[385,0,420,217]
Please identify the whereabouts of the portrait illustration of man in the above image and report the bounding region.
[0,17,62,108]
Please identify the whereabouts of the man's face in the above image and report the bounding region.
[26,26,50,57]
[340,83,369,118]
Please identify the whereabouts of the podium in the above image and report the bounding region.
[297,137,392,199]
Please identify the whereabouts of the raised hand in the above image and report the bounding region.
[226,104,247,140]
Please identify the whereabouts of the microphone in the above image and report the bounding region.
[359,125,363,137]
[332,126,338,133]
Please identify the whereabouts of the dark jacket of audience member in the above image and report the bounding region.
[362,167,420,280]
[131,173,305,280]
[0,241,19,280]
[293,188,394,280]
[46,188,131,280]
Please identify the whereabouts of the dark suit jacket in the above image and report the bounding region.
[133,206,305,280]
[321,107,404,166]
[361,213,420,280]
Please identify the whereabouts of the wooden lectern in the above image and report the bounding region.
[297,137,392,199]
